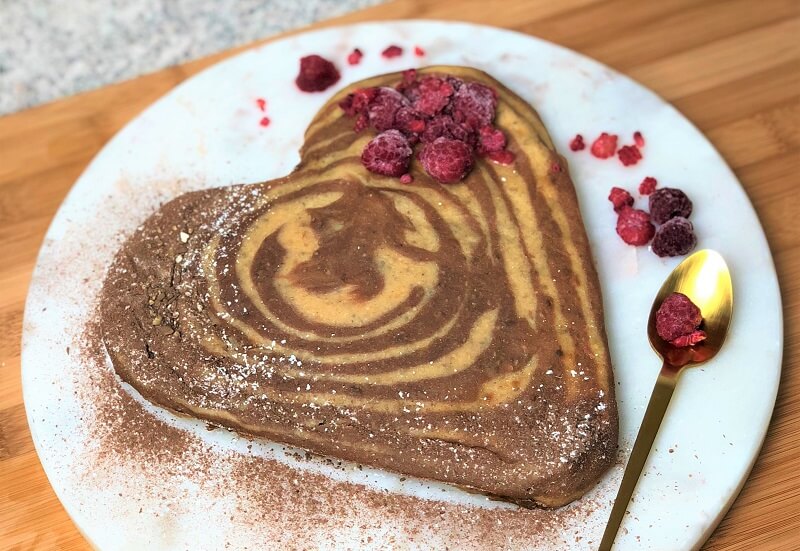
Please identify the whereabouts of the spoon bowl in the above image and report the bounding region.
[647,249,734,368]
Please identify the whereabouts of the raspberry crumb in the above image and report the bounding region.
[590,133,618,159]
[569,134,585,151]
[608,187,634,213]
[295,55,340,92]
[419,137,474,183]
[477,125,506,154]
[347,48,364,66]
[550,161,562,173]
[615,208,655,246]
[400,173,413,184]
[656,292,706,347]
[256,98,267,112]
[634,131,645,148]
[414,46,425,57]
[639,177,658,195]
[618,144,643,166]
[382,45,403,59]
[651,217,697,257]
[259,116,271,127]
[649,187,693,224]
[487,150,515,165]
[361,130,412,177]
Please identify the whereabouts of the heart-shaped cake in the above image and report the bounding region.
[100,66,618,508]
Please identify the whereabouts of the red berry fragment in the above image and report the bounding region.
[394,106,426,135]
[382,45,403,58]
[634,131,645,148]
[639,176,658,195]
[338,87,378,116]
[487,150,515,165]
[590,132,618,159]
[361,130,412,177]
[608,187,634,213]
[411,76,454,117]
[651,217,697,257]
[367,87,410,132]
[414,46,425,57]
[452,82,498,130]
[615,208,655,246]
[419,137,474,183]
[295,54,341,92]
[478,125,506,154]
[649,187,693,224]
[656,292,705,346]
[400,173,413,184]
[569,134,585,151]
[618,144,643,166]
[256,98,267,111]
[347,48,364,66]
[421,114,472,144]
[259,116,271,127]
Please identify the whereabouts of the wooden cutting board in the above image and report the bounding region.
[1,0,798,549]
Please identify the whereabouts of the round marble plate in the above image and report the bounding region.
[22,21,782,550]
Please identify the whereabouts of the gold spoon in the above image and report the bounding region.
[599,249,733,550]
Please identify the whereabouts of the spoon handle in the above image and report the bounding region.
[599,363,681,550]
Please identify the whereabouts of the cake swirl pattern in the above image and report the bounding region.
[101,66,618,507]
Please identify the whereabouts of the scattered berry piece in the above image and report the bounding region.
[419,137,474,183]
[651,217,697,257]
[639,176,658,195]
[452,82,498,130]
[649,187,693,224]
[414,46,425,57]
[295,55,341,92]
[411,76,454,117]
[550,161,562,173]
[259,116,271,127]
[618,144,643,166]
[569,134,585,151]
[608,187,634,213]
[394,106,426,135]
[487,150,515,165]
[361,129,413,177]
[256,98,267,111]
[633,131,645,148]
[367,87,410,132]
[590,132,619,159]
[615,208,655,246]
[477,125,506,154]
[353,112,369,133]
[382,45,403,59]
[656,292,706,346]
[400,173,413,184]
[347,48,364,66]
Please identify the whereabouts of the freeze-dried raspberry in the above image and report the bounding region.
[295,55,340,92]
[382,45,403,58]
[256,98,267,112]
[259,116,271,127]
[656,292,704,344]
[649,187,693,224]
[339,87,378,116]
[452,82,498,130]
[651,217,697,257]
[411,76,454,117]
[419,137,474,183]
[608,187,634,213]
[394,107,426,135]
[414,46,425,57]
[634,131,645,148]
[367,87,410,132]
[590,133,618,159]
[353,112,369,133]
[615,208,655,246]
[618,144,643,166]
[671,330,707,348]
[570,134,585,151]
[639,176,658,195]
[361,130,412,177]
[347,48,364,66]
[487,150,515,165]
[421,114,472,144]
[478,125,506,154]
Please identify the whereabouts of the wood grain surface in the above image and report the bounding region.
[1,0,798,549]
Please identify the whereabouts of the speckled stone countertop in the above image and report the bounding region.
[0,0,385,115]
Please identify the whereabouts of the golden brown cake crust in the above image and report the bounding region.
[99,66,618,508]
